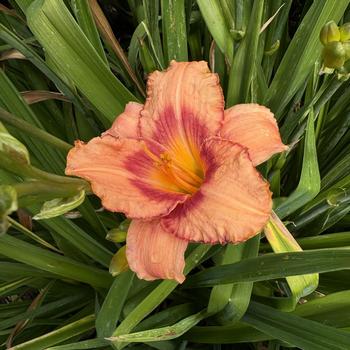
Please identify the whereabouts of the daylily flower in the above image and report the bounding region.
[66,61,287,283]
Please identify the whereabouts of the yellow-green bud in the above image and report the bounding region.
[109,246,129,276]
[340,22,350,42]
[322,41,346,68]
[106,229,127,243]
[320,21,340,45]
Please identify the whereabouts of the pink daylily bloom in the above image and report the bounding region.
[66,61,287,283]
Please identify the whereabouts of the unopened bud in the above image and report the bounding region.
[320,21,340,45]
[340,22,350,42]
[106,219,130,243]
[0,130,30,165]
[109,245,129,276]
[106,229,127,243]
[322,41,346,68]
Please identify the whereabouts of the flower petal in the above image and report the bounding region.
[140,61,224,168]
[162,138,272,244]
[103,102,143,139]
[126,219,188,283]
[66,135,188,219]
[221,104,288,166]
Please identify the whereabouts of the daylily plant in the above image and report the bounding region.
[66,61,287,283]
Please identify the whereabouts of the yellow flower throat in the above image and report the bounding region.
[143,145,204,194]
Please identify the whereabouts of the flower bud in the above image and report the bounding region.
[106,219,130,243]
[0,128,30,165]
[106,228,127,243]
[320,21,340,45]
[340,22,350,42]
[109,245,129,276]
[322,41,346,68]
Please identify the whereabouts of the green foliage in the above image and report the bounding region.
[1,0,350,349]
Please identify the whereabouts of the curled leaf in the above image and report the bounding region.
[33,190,85,220]
[20,90,70,104]
[0,49,26,61]
[264,211,319,309]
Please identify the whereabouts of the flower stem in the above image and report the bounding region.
[14,181,82,206]
[0,107,72,152]
[0,151,88,189]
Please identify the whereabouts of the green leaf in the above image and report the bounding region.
[26,0,138,125]
[0,277,33,296]
[40,216,112,268]
[10,315,95,350]
[207,244,242,314]
[0,234,111,288]
[135,303,197,332]
[186,290,350,343]
[71,0,107,64]
[275,110,320,218]
[264,0,350,117]
[46,338,109,350]
[264,212,318,310]
[88,0,145,98]
[161,0,188,62]
[197,0,233,62]
[12,0,34,12]
[294,290,350,327]
[185,322,268,344]
[275,231,350,251]
[0,108,71,152]
[208,235,259,324]
[243,301,350,350]
[0,68,64,174]
[96,270,134,338]
[143,0,165,69]
[8,217,61,253]
[33,190,85,220]
[226,0,264,105]
[109,310,207,344]
[0,262,56,280]
[0,23,86,113]
[112,244,211,349]
[128,21,147,73]
[185,248,350,288]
